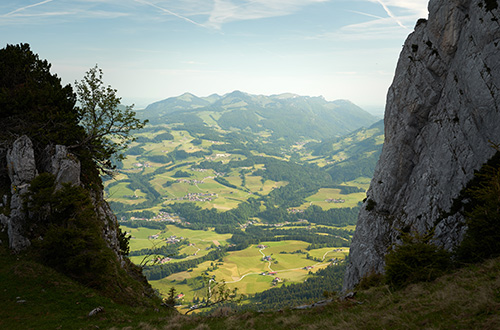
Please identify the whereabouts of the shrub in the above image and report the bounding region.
[456,151,500,262]
[385,231,452,289]
[365,198,376,211]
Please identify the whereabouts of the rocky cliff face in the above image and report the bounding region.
[344,0,500,290]
[0,135,121,257]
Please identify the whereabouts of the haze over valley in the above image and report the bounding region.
[106,91,383,310]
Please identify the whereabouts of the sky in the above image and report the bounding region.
[0,0,429,114]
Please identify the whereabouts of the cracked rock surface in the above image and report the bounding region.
[344,0,500,290]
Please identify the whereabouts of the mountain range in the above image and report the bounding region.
[140,91,378,142]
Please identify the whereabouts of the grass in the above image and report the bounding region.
[303,188,365,209]
[121,225,232,261]
[306,247,349,261]
[186,256,500,329]
[128,233,345,305]
[125,227,165,251]
[0,245,172,330]
[3,236,500,329]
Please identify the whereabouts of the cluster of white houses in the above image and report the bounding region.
[325,198,345,203]
[175,178,204,185]
[166,192,217,202]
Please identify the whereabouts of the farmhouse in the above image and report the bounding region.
[325,198,345,203]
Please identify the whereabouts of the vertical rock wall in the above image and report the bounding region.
[344,0,500,290]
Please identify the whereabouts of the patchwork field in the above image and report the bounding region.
[106,118,381,310]
[123,224,349,306]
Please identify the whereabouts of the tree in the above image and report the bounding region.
[164,287,178,307]
[456,148,500,262]
[185,275,239,314]
[74,65,147,174]
[0,43,82,147]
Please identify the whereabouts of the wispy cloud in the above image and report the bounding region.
[308,0,428,42]
[206,0,329,29]
[2,0,54,17]
[374,0,406,28]
[347,10,385,20]
[133,0,208,28]
[0,0,133,24]
[1,0,333,29]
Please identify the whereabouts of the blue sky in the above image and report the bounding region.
[0,0,428,113]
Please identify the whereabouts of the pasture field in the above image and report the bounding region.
[124,227,164,251]
[107,121,372,309]
[302,188,365,209]
[128,228,349,305]
[306,247,349,261]
[121,225,233,263]
[344,177,371,190]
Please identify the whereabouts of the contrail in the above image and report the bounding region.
[3,0,54,17]
[134,0,207,29]
[375,0,406,29]
[347,9,385,20]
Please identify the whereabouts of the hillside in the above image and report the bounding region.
[140,91,378,141]
[0,44,158,310]
[106,106,382,220]
[104,93,383,307]
[2,242,498,329]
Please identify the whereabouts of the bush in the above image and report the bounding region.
[456,151,500,262]
[365,198,376,211]
[385,231,452,289]
[26,174,123,289]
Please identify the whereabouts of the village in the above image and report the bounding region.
[325,198,345,203]
[166,192,218,202]
[129,211,181,223]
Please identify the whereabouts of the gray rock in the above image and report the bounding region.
[40,144,81,188]
[88,306,104,317]
[90,189,122,259]
[0,135,122,258]
[6,135,37,192]
[293,298,333,310]
[344,0,500,290]
[6,136,37,252]
[0,214,8,228]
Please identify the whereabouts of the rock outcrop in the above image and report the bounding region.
[0,135,121,257]
[344,0,500,290]
[5,135,37,252]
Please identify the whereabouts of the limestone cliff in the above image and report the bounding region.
[344,0,500,290]
[0,135,122,257]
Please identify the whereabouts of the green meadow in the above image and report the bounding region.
[303,188,366,209]
[107,122,376,308]
[132,228,348,305]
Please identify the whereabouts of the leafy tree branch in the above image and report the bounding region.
[74,65,148,174]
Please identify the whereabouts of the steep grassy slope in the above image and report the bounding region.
[2,240,499,329]
[0,244,172,330]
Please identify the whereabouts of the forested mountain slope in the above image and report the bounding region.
[141,91,378,141]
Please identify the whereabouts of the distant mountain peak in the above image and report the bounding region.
[178,92,198,101]
[142,91,378,140]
